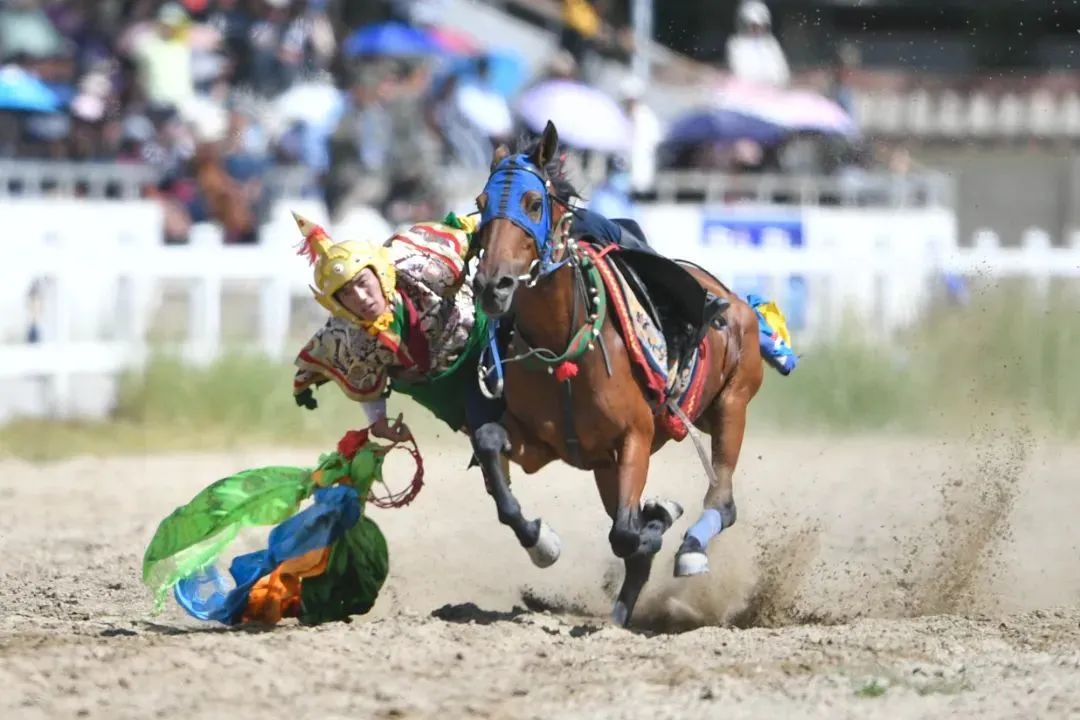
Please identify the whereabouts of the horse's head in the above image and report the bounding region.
[473,121,567,317]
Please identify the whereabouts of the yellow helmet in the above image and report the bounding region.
[293,212,396,333]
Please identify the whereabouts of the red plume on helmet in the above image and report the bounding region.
[292,211,331,266]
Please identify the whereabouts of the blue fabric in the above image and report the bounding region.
[746,293,799,376]
[568,208,625,247]
[686,508,724,548]
[479,154,555,271]
[174,485,362,624]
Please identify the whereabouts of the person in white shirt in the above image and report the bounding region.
[725,1,790,88]
[619,76,662,194]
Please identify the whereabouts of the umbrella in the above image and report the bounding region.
[663,108,787,147]
[0,65,61,113]
[273,81,345,127]
[343,21,446,58]
[515,80,630,153]
[427,26,480,55]
[715,80,857,137]
[454,83,513,137]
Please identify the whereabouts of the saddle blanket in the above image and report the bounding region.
[582,245,710,441]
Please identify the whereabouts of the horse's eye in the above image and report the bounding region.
[529,198,542,213]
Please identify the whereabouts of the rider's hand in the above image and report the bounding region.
[370,413,412,444]
[295,388,318,410]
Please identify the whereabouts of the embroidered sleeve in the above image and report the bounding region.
[389,222,471,298]
[293,319,393,403]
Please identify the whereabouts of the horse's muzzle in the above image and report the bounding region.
[474,272,518,318]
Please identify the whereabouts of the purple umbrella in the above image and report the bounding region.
[664,108,788,147]
[516,80,630,153]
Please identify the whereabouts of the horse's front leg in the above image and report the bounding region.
[598,427,681,627]
[471,421,561,568]
[675,389,749,577]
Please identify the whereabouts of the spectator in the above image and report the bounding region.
[588,156,636,220]
[619,76,661,194]
[129,3,196,112]
[452,56,513,146]
[828,43,860,118]
[560,0,601,77]
[726,1,789,88]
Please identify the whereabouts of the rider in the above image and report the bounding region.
[290,211,504,444]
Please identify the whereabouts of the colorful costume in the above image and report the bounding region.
[291,212,500,432]
[142,429,422,625]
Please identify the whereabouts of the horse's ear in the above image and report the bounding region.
[491,144,510,171]
[531,121,559,169]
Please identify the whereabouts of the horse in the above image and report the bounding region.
[467,121,767,626]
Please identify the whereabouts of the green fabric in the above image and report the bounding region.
[299,515,389,624]
[389,308,489,431]
[142,466,314,607]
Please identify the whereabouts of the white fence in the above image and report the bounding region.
[2,199,1079,420]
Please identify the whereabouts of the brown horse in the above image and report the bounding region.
[468,121,766,626]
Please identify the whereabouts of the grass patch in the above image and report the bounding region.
[855,678,888,698]
[1,284,1076,461]
[0,351,454,461]
[754,281,1080,437]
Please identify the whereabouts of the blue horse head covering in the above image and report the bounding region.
[478,153,557,273]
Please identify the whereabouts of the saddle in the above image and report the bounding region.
[606,221,729,383]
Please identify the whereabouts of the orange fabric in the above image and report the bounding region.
[242,547,331,624]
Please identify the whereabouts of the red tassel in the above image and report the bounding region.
[554,361,578,383]
[295,233,322,266]
[336,429,370,459]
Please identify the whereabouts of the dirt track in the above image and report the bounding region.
[2,431,1079,719]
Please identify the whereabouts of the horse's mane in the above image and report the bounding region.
[512,133,580,201]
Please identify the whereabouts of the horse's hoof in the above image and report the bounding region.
[526,521,561,568]
[611,600,630,627]
[674,551,710,577]
[644,498,684,526]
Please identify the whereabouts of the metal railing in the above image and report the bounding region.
[0,160,951,210]
[649,171,955,209]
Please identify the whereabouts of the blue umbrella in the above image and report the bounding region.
[343,21,446,58]
[0,65,60,113]
[663,108,787,148]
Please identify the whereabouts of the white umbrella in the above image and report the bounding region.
[516,80,631,153]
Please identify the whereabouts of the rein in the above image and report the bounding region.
[478,220,608,393]
[475,155,610,467]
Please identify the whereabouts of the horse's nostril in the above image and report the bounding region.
[495,275,516,292]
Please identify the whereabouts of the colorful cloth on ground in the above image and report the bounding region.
[580,243,710,441]
[746,293,798,375]
[292,218,487,430]
[142,430,400,626]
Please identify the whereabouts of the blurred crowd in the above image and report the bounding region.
[0,0,883,243]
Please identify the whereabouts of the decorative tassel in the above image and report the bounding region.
[336,429,370,459]
[292,211,329,266]
[554,361,579,383]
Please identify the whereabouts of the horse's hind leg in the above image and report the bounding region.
[674,389,751,577]
[472,422,561,568]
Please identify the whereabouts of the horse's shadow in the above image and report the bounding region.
[133,619,283,636]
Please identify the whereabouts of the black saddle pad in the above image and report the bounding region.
[608,249,708,374]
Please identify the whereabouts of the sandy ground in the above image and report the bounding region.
[2,430,1079,719]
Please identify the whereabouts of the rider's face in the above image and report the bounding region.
[336,268,388,322]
